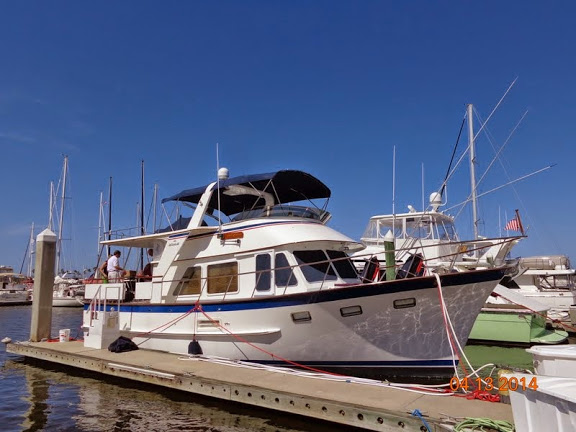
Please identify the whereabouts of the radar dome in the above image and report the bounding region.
[429,192,443,211]
[218,167,229,180]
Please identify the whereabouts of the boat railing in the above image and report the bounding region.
[103,225,144,241]
[86,283,123,326]
[355,236,520,275]
[133,236,520,303]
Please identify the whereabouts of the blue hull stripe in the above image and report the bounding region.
[85,267,506,314]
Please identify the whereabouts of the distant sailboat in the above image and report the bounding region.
[51,156,84,307]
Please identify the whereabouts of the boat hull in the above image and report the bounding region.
[0,291,31,306]
[84,268,506,379]
[469,308,568,345]
[53,296,84,307]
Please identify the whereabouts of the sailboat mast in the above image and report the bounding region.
[28,222,35,277]
[152,183,158,233]
[140,160,145,271]
[467,104,479,241]
[98,191,104,255]
[55,155,68,274]
[107,177,113,256]
[48,181,54,231]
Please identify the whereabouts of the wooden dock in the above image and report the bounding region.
[5,340,515,431]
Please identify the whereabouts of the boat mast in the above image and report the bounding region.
[107,177,112,256]
[152,183,158,233]
[216,143,222,232]
[48,181,55,231]
[55,155,68,275]
[140,160,145,271]
[28,222,35,277]
[467,104,479,242]
[98,191,105,255]
[391,145,396,242]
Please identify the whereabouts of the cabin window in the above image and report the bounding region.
[326,250,358,279]
[255,254,271,291]
[294,250,336,283]
[275,253,297,287]
[174,266,201,295]
[207,262,238,294]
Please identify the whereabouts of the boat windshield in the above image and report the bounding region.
[362,220,403,241]
[231,205,329,222]
[362,214,458,242]
[292,249,359,282]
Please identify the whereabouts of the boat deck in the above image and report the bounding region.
[6,340,514,431]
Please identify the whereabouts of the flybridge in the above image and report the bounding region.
[162,170,331,217]
[101,169,333,247]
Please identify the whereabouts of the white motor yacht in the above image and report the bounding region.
[83,169,512,379]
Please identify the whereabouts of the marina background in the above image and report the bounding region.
[1,2,575,274]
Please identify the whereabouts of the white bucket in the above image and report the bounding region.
[59,328,70,342]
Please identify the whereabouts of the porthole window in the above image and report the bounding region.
[393,298,416,309]
[340,305,363,317]
[291,311,311,322]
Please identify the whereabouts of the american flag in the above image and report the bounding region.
[505,218,521,231]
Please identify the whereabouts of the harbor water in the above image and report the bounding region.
[1,306,533,432]
[1,306,349,432]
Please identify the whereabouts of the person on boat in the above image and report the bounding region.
[99,256,110,283]
[137,249,154,281]
[107,250,125,282]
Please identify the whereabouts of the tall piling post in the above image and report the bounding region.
[30,229,56,342]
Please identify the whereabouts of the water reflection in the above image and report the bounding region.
[4,359,342,432]
[2,307,346,432]
[22,366,49,432]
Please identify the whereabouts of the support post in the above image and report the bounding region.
[384,230,396,281]
[30,229,56,342]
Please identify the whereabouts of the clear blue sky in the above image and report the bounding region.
[1,1,575,273]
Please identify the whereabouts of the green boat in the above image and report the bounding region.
[469,286,568,345]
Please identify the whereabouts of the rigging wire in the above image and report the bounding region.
[439,115,466,197]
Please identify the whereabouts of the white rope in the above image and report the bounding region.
[177,354,454,396]
[434,273,495,389]
[433,273,460,381]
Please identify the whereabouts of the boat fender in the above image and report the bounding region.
[188,339,203,355]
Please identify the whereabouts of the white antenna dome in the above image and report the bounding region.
[218,167,229,180]
[429,192,442,211]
